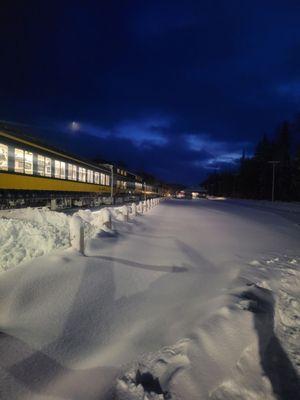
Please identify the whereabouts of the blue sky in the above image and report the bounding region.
[1,0,300,183]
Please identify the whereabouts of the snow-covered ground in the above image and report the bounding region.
[209,197,300,225]
[0,199,299,399]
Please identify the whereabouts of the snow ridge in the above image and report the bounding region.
[0,202,160,272]
[115,256,300,400]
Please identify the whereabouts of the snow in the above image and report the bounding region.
[226,198,300,225]
[0,199,299,399]
[0,208,71,271]
[0,203,146,271]
[228,198,300,213]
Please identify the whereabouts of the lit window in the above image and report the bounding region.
[37,155,45,176]
[78,167,83,181]
[94,172,99,184]
[87,169,93,183]
[117,180,123,188]
[24,151,33,174]
[60,162,66,179]
[0,144,8,171]
[68,164,73,180]
[45,157,51,177]
[68,164,72,181]
[100,173,105,185]
[55,160,60,178]
[15,149,24,173]
[78,167,86,182]
[72,165,77,181]
[105,175,110,186]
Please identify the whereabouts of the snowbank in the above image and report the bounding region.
[0,200,161,271]
[0,208,70,271]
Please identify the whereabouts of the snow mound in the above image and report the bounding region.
[0,206,70,228]
[0,200,156,271]
[0,206,130,271]
[0,208,72,271]
[0,217,70,271]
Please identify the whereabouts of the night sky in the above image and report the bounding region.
[1,1,300,184]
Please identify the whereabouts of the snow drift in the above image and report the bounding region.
[0,208,70,271]
[0,199,299,400]
[0,202,156,272]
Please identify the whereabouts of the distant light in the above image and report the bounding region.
[70,121,80,131]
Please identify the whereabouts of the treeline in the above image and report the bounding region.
[202,120,300,201]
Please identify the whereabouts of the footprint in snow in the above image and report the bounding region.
[116,339,191,399]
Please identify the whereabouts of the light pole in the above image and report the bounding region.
[268,161,280,202]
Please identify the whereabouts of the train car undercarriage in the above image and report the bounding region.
[0,189,148,210]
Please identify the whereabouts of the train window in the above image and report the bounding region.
[87,169,93,183]
[60,162,66,179]
[100,173,105,185]
[94,172,100,184]
[15,148,24,173]
[72,165,77,181]
[45,157,51,177]
[68,163,73,180]
[37,155,45,176]
[24,151,33,174]
[78,167,86,182]
[0,144,8,171]
[78,167,83,181]
[105,175,110,186]
[55,160,60,178]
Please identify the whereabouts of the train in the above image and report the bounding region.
[0,123,165,209]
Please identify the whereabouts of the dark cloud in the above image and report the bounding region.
[0,0,300,183]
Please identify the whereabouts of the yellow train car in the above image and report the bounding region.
[0,127,111,208]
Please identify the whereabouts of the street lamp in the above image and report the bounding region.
[268,161,280,202]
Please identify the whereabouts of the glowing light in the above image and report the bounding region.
[70,121,80,131]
